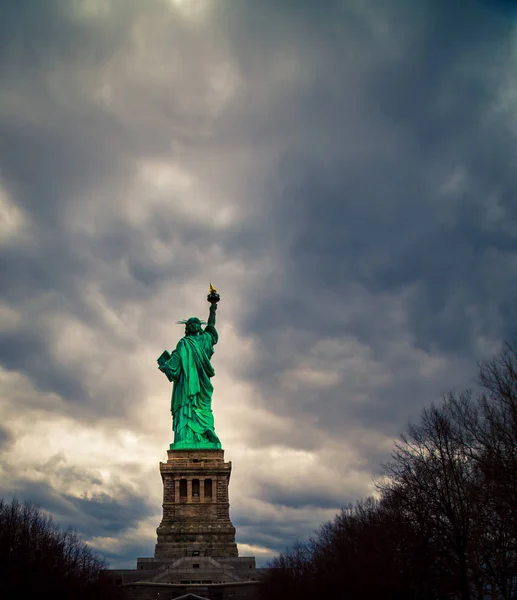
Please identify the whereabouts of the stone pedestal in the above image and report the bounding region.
[155,449,238,559]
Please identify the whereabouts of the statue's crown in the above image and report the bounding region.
[176,316,206,325]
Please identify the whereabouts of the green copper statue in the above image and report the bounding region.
[157,284,222,450]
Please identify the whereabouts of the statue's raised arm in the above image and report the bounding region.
[206,282,219,330]
[157,284,222,450]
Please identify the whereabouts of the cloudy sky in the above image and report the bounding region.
[1,0,517,568]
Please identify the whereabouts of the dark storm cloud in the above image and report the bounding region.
[99,541,156,570]
[234,509,331,555]
[480,0,517,17]
[0,0,231,416]
[0,0,131,222]
[1,1,514,408]
[205,0,517,435]
[0,1,132,413]
[1,477,151,538]
[237,1,517,345]
[237,528,302,555]
[0,326,89,401]
[257,482,350,511]
[0,425,13,450]
[2,0,517,568]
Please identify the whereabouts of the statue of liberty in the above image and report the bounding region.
[157,285,222,449]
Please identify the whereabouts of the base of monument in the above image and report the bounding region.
[155,448,238,560]
[108,555,262,600]
[155,537,238,560]
[169,441,222,450]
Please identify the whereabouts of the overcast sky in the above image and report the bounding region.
[1,0,517,568]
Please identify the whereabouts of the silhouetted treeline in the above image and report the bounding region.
[0,498,122,599]
[260,344,517,600]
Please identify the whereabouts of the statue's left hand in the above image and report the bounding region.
[159,364,175,383]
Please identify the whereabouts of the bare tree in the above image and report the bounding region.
[0,498,121,600]
[447,345,517,599]
[379,402,485,600]
[261,345,517,600]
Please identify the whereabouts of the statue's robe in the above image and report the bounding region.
[159,325,221,448]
